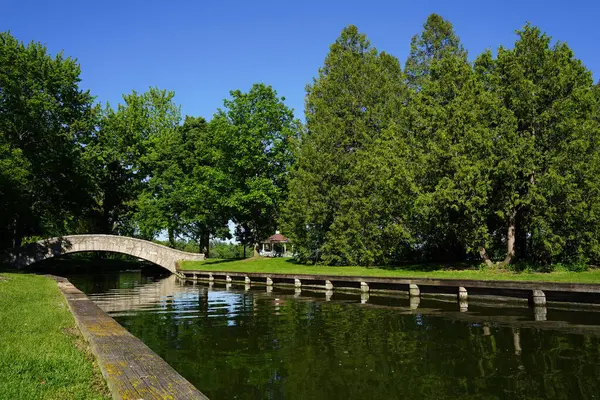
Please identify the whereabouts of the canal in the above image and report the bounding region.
[61,266,600,400]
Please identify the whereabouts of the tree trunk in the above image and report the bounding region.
[516,214,527,262]
[11,216,17,248]
[503,211,517,265]
[243,244,246,258]
[168,227,175,248]
[11,217,18,248]
[253,243,259,257]
[13,215,23,248]
[530,127,536,186]
[479,247,494,268]
[202,233,210,258]
[102,189,112,234]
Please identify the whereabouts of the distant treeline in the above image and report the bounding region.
[1,14,599,268]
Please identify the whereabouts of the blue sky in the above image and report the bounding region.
[2,0,599,122]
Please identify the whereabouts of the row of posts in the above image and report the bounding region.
[188,273,548,318]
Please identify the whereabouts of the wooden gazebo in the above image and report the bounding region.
[260,231,290,257]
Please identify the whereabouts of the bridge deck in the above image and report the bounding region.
[4,234,205,273]
[53,276,208,400]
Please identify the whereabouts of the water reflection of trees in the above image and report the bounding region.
[115,288,600,400]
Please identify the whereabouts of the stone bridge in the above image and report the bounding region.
[2,234,205,273]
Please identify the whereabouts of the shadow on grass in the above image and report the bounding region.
[202,257,307,266]
[377,261,481,272]
[200,258,247,266]
[0,264,20,274]
[197,257,485,274]
[268,258,481,272]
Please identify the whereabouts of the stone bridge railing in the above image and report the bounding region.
[1,234,205,273]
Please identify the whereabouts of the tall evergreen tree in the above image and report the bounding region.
[283,25,409,265]
[404,15,513,262]
[475,25,600,266]
[405,14,466,90]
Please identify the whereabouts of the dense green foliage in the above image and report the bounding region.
[0,33,296,255]
[283,25,409,266]
[2,14,600,268]
[0,32,96,247]
[283,15,600,268]
[474,26,600,267]
[0,273,110,399]
[84,88,181,236]
[210,84,299,256]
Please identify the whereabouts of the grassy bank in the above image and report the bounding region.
[0,273,110,400]
[180,257,600,284]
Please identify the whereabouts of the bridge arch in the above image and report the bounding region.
[3,234,205,273]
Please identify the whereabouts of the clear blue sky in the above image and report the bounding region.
[3,0,599,121]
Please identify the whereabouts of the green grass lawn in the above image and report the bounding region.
[0,273,110,400]
[180,257,600,284]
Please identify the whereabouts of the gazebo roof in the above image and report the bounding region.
[263,232,289,243]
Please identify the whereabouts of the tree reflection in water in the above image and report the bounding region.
[69,272,600,400]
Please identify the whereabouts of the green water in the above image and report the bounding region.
[66,269,600,400]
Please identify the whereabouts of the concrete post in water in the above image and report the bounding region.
[294,278,302,288]
[325,280,334,290]
[530,290,546,307]
[513,328,522,355]
[226,275,232,283]
[244,284,251,291]
[226,283,232,290]
[245,276,251,285]
[266,277,274,286]
[208,273,214,283]
[409,296,420,310]
[266,285,273,294]
[458,287,468,301]
[360,282,369,293]
[294,287,302,297]
[409,284,420,297]
[534,306,547,321]
[325,290,333,301]
[459,300,468,312]
[192,273,197,280]
[361,292,369,304]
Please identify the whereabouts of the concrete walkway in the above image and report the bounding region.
[54,276,208,400]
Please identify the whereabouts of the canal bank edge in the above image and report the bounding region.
[51,276,208,400]
[180,269,600,306]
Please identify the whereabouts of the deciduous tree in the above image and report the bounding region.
[0,32,96,247]
[86,88,180,237]
[210,84,299,257]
